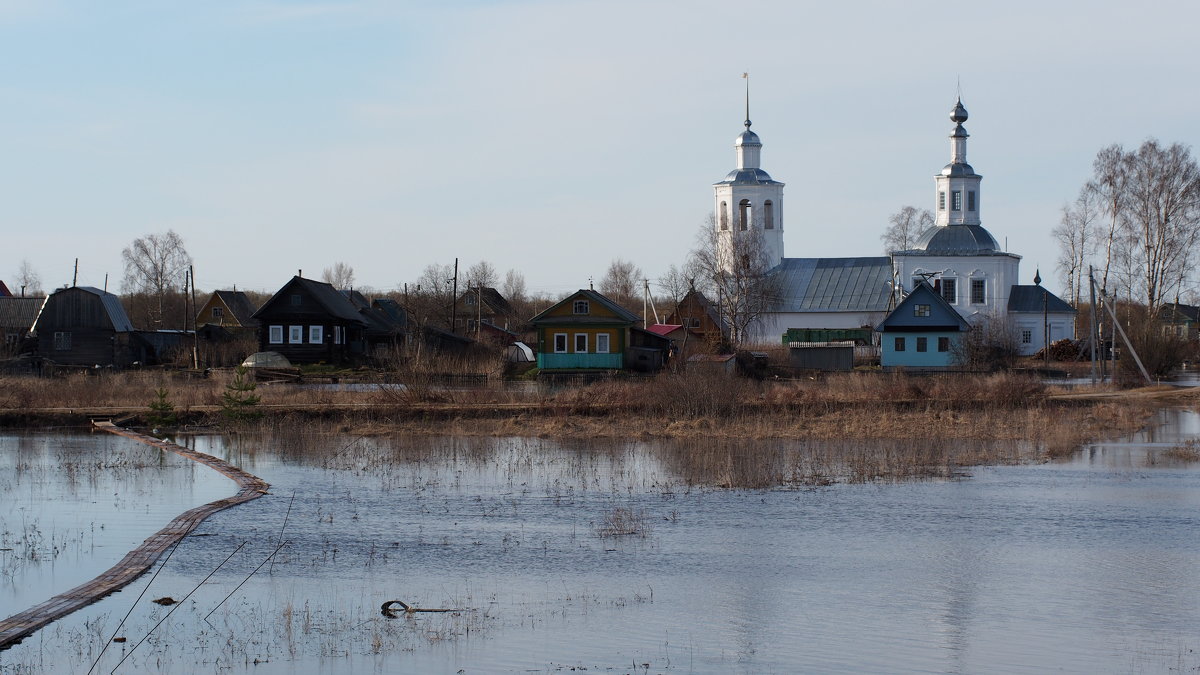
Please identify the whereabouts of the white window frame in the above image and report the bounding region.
[941,278,957,304]
[572,300,589,315]
[574,333,588,353]
[971,278,986,304]
[914,304,931,318]
[269,325,284,344]
[289,325,304,344]
[309,325,323,344]
[952,190,962,211]
[553,333,568,353]
[1021,329,1033,344]
[54,331,71,351]
[596,333,610,353]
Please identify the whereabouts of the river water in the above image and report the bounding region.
[1,411,1199,674]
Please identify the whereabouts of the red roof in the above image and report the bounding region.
[647,323,682,336]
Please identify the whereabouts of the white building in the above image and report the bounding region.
[712,97,1075,355]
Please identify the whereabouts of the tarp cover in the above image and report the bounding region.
[241,351,293,368]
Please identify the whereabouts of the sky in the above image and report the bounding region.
[2,0,1199,300]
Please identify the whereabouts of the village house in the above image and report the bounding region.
[876,281,969,370]
[0,295,45,355]
[252,276,368,364]
[31,286,146,367]
[530,289,669,372]
[195,290,260,332]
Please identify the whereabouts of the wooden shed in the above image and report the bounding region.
[32,286,144,367]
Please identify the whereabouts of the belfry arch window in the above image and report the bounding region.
[719,202,729,231]
[738,199,751,231]
[763,200,774,229]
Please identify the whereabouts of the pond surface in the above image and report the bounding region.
[2,412,1199,674]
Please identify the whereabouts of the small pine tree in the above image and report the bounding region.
[221,365,262,421]
[147,388,177,429]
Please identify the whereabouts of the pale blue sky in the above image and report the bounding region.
[3,0,1198,298]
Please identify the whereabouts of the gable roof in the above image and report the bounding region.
[1007,285,1077,314]
[669,289,727,333]
[253,276,367,325]
[1159,303,1200,323]
[0,281,10,297]
[0,296,46,331]
[79,286,136,332]
[371,298,408,328]
[529,289,641,324]
[458,287,513,315]
[211,290,260,326]
[876,282,969,332]
[768,257,893,313]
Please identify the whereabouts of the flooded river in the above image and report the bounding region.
[1,411,1199,674]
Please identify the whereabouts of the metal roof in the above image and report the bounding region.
[714,167,783,186]
[76,286,135,332]
[212,290,260,327]
[903,224,1001,255]
[530,289,642,325]
[767,257,893,313]
[1007,285,1077,314]
[0,296,46,331]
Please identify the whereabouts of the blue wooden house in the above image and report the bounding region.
[876,282,969,370]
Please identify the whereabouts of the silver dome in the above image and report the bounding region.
[735,129,761,146]
[910,224,999,255]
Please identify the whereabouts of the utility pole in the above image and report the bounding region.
[450,258,459,333]
[1088,266,1098,384]
[190,264,199,370]
[72,258,78,287]
[1042,288,1049,366]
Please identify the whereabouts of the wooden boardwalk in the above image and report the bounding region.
[0,422,270,650]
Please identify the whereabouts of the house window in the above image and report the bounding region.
[269,325,283,344]
[573,300,589,315]
[574,333,588,353]
[1021,329,1033,344]
[334,326,343,345]
[952,191,962,211]
[212,307,224,320]
[764,200,774,230]
[53,331,71,351]
[553,333,568,353]
[738,199,751,231]
[968,191,976,211]
[938,191,946,211]
[309,326,323,344]
[914,304,931,317]
[290,294,302,306]
[941,278,957,304]
[596,333,610,353]
[719,202,729,231]
[894,337,906,352]
[689,318,701,328]
[971,278,986,304]
[916,337,928,352]
[938,337,950,352]
[289,326,304,344]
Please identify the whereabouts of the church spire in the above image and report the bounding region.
[934,97,982,227]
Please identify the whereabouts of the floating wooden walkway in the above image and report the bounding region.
[0,422,270,650]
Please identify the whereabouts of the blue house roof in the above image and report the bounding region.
[876,282,969,332]
[1007,285,1076,314]
[767,257,893,313]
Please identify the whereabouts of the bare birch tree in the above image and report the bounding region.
[501,269,527,303]
[880,206,934,254]
[689,220,779,346]
[13,259,42,296]
[599,258,642,310]
[1088,144,1131,294]
[1052,187,1098,307]
[321,262,355,289]
[466,260,498,289]
[121,230,193,327]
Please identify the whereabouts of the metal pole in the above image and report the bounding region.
[1088,266,1098,384]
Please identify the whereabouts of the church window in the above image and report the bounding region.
[1021,329,1033,344]
[911,277,923,290]
[968,190,977,211]
[938,337,950,352]
[572,300,589,315]
[971,279,986,304]
[894,337,906,352]
[764,200,774,229]
[941,278,957,304]
[916,337,928,352]
[738,199,751,231]
[939,191,946,210]
[952,191,962,211]
[914,304,931,317]
[719,202,729,230]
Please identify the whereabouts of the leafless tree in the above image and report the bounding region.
[321,261,355,289]
[689,220,779,346]
[1087,144,1131,294]
[502,269,527,303]
[1053,187,1098,307]
[408,262,457,328]
[466,260,498,289]
[656,264,694,320]
[880,206,934,254]
[599,258,642,310]
[13,259,42,296]
[121,230,193,327]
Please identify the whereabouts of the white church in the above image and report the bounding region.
[712,97,1076,355]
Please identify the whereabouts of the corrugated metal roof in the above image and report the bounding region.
[1007,285,1076,313]
[768,257,893,313]
[75,286,135,332]
[0,296,46,331]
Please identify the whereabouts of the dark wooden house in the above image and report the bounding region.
[33,286,145,367]
[456,287,515,333]
[0,296,46,355]
[665,289,728,349]
[253,276,368,364]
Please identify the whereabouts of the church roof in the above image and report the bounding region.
[1007,285,1076,314]
[714,167,782,186]
[903,224,1003,255]
[767,257,893,313]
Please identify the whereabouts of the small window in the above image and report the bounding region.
[53,331,71,351]
[911,278,923,291]
[289,326,304,344]
[952,191,962,211]
[764,200,774,230]
[971,278,986,304]
[689,317,701,328]
[212,307,224,319]
[916,337,928,352]
[914,304,931,318]
[719,202,729,231]
[968,191,976,211]
[596,333,610,353]
[553,333,568,353]
[941,279,957,304]
[334,326,343,345]
[290,294,302,306]
[738,199,751,231]
[269,325,284,344]
[938,191,946,211]
[574,333,588,353]
[938,337,950,352]
[572,300,589,315]
[309,326,323,344]
[1021,329,1033,344]
[894,337,906,352]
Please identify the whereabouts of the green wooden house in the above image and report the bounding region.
[530,289,642,371]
